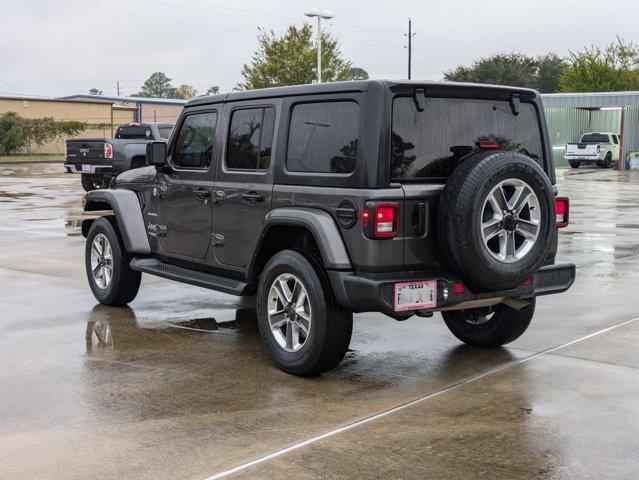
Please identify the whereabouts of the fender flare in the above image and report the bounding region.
[252,207,352,272]
[84,189,151,254]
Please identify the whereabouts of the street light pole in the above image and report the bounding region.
[304,8,334,84]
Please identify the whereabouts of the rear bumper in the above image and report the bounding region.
[64,163,113,175]
[328,260,576,314]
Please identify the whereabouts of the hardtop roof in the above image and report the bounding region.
[186,80,539,107]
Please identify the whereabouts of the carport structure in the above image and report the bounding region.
[542,91,639,169]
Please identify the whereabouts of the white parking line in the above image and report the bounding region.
[203,315,639,480]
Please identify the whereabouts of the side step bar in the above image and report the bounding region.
[130,258,252,296]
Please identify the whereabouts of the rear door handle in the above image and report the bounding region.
[241,191,264,203]
[193,187,211,199]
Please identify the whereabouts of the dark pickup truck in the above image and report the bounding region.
[65,122,173,191]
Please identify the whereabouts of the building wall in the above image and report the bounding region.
[0,98,138,154]
[139,103,183,123]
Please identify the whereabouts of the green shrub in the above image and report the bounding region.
[0,112,28,154]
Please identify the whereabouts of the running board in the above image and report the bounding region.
[130,258,251,295]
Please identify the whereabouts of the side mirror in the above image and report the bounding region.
[146,141,167,167]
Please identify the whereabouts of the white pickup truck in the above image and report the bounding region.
[565,132,621,168]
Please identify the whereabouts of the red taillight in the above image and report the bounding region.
[523,277,533,286]
[129,123,140,127]
[555,197,569,228]
[479,140,500,149]
[374,204,399,238]
[453,282,465,294]
[104,142,113,159]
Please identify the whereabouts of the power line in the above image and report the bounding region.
[0,76,18,95]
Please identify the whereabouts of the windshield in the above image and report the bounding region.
[115,125,152,139]
[391,97,544,179]
[581,134,609,143]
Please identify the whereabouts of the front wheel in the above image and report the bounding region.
[442,299,535,348]
[256,250,353,376]
[81,174,110,192]
[85,218,141,306]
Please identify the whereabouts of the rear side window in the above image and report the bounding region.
[158,126,173,140]
[116,125,152,139]
[286,101,359,174]
[226,107,275,170]
[391,97,543,179]
[172,112,217,169]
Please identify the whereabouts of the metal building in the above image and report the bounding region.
[541,92,639,168]
[59,94,186,124]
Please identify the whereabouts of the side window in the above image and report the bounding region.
[172,112,217,169]
[226,107,276,170]
[286,101,359,174]
[612,135,619,145]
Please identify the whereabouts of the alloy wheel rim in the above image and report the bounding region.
[267,273,311,352]
[480,178,541,263]
[90,233,113,289]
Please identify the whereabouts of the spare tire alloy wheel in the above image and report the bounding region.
[267,273,312,352]
[90,233,113,289]
[481,179,541,263]
[437,151,555,291]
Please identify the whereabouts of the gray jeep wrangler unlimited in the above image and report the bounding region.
[81,81,575,376]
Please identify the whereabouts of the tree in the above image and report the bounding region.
[560,37,639,92]
[444,53,566,93]
[133,72,180,98]
[177,84,198,99]
[237,24,353,90]
[205,85,220,95]
[88,88,103,95]
[0,112,27,154]
[344,67,369,81]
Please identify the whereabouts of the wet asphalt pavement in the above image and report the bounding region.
[1,164,638,479]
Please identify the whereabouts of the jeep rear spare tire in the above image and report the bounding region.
[437,151,555,291]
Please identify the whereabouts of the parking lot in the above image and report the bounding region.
[1,163,638,479]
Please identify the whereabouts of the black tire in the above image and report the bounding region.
[437,151,555,291]
[569,160,580,169]
[442,298,535,348]
[81,174,109,192]
[256,249,353,376]
[604,152,612,168]
[85,218,141,306]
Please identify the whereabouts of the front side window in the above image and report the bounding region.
[226,107,275,170]
[172,112,217,169]
[286,101,359,174]
[612,135,619,145]
[391,97,544,179]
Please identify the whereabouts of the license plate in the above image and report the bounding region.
[579,156,586,160]
[81,164,91,172]
[394,280,437,312]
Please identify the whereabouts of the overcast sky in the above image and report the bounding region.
[1,0,637,98]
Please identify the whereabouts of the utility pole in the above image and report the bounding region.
[116,81,121,96]
[404,18,415,79]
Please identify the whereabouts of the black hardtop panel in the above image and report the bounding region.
[185,80,373,107]
[186,80,540,110]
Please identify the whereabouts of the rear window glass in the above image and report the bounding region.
[115,125,152,139]
[158,126,173,140]
[286,101,359,174]
[391,97,543,179]
[581,134,610,143]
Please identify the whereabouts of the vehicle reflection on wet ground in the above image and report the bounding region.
[0,163,638,479]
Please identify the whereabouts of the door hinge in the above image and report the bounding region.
[213,190,225,203]
[212,233,224,246]
[148,223,167,237]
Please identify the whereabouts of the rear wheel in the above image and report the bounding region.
[256,250,353,376]
[569,160,580,169]
[442,299,535,348]
[85,218,141,306]
[81,174,109,192]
